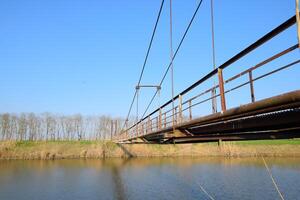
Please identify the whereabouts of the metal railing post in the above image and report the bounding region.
[218,68,227,112]
[189,100,192,120]
[249,71,256,102]
[179,95,183,123]
[174,107,178,125]
[159,108,162,130]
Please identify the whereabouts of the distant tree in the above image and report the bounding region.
[10,114,18,140]
[27,113,41,141]
[0,112,125,141]
[73,114,85,141]
[17,113,27,141]
[1,113,10,140]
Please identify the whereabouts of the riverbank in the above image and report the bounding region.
[1,139,300,159]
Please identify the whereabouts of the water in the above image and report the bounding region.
[0,157,299,200]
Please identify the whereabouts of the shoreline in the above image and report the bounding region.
[1,140,300,160]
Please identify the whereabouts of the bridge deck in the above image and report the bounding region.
[121,90,300,144]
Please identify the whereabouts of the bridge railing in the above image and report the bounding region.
[117,14,300,142]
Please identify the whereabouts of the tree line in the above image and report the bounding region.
[0,113,126,141]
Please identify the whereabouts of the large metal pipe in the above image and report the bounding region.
[141,90,300,138]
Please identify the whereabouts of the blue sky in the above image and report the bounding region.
[0,0,299,117]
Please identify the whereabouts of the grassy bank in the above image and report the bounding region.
[0,139,300,160]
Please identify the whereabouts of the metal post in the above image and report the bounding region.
[189,100,192,120]
[210,0,218,114]
[125,120,128,139]
[146,118,149,134]
[159,108,162,130]
[174,107,177,125]
[170,0,175,133]
[179,95,183,123]
[136,88,139,122]
[218,68,226,112]
[136,87,139,137]
[164,113,167,128]
[249,71,255,103]
[296,0,300,48]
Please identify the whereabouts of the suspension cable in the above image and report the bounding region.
[136,88,139,122]
[122,0,165,130]
[141,0,204,119]
[296,0,300,48]
[170,0,175,131]
[210,0,217,113]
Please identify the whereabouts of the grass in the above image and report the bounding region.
[0,139,300,160]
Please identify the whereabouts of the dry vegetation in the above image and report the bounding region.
[1,140,300,160]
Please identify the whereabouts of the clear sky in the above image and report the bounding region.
[0,0,299,117]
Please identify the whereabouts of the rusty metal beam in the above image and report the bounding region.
[187,108,300,135]
[165,130,300,144]
[135,90,300,139]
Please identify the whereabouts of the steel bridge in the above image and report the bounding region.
[116,2,300,144]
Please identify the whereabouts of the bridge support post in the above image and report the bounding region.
[218,68,227,112]
[179,95,183,124]
[159,109,162,130]
[125,120,128,140]
[174,107,178,125]
[147,117,149,133]
[218,139,222,146]
[189,100,192,120]
[164,113,167,128]
[249,71,255,102]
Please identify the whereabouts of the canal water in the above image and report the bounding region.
[0,157,299,200]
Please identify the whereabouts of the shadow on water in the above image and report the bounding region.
[108,158,131,200]
[116,143,136,158]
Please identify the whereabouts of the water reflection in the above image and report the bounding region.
[0,157,299,200]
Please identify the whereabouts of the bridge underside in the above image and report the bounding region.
[124,91,300,144]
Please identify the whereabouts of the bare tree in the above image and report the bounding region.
[1,113,10,140]
[73,114,85,141]
[17,113,27,141]
[0,113,125,141]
